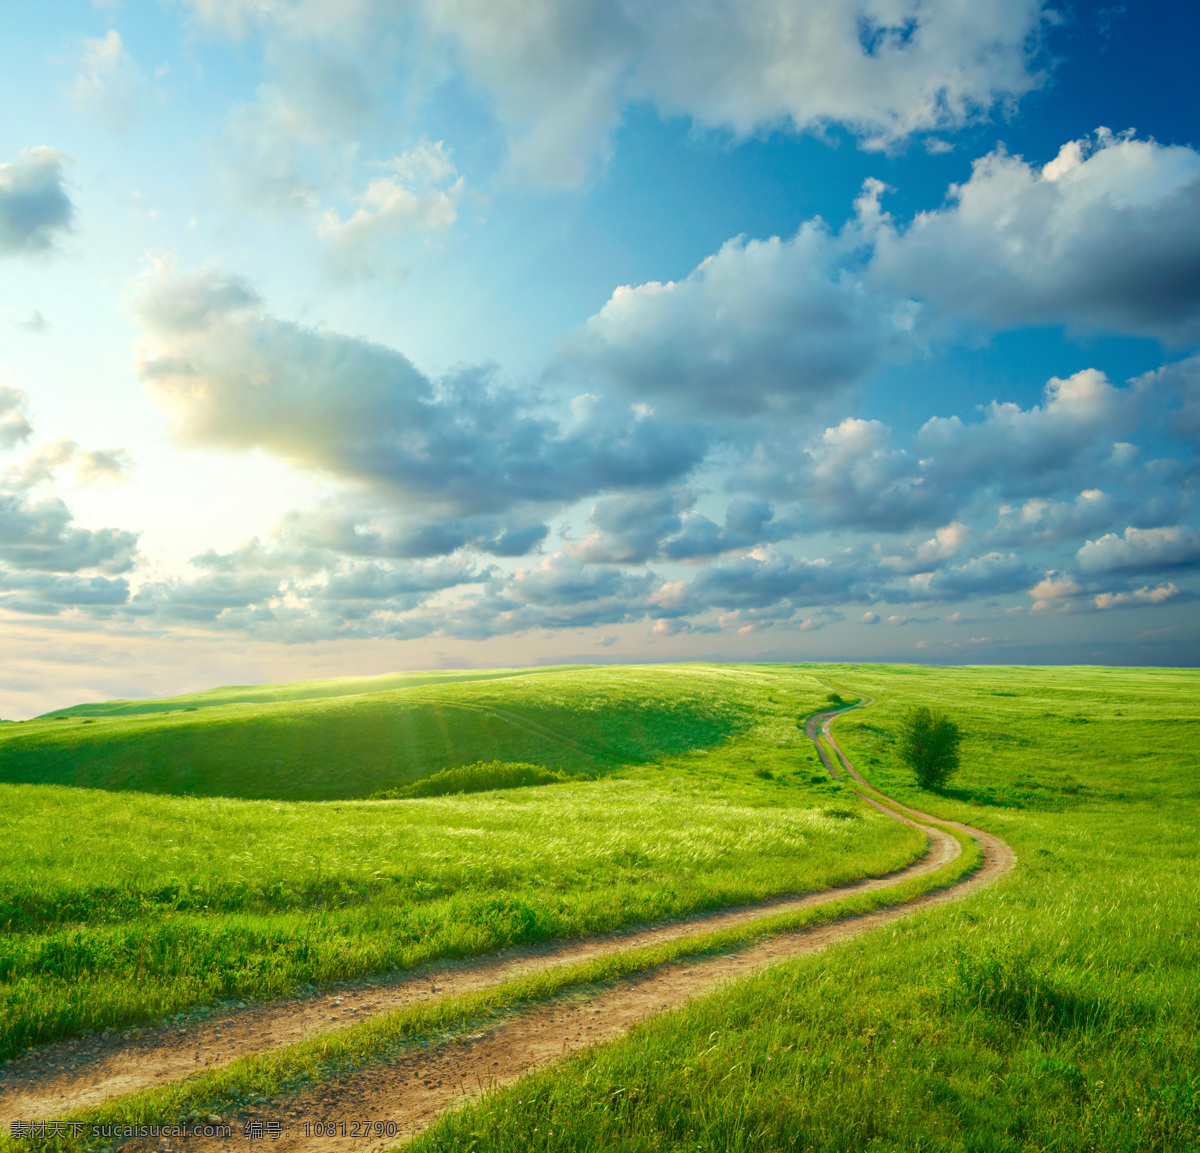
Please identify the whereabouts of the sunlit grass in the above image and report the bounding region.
[0,665,797,800]
[30,824,981,1153]
[413,664,1200,1153]
[0,665,922,1059]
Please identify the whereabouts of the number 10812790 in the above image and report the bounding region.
[304,1121,399,1138]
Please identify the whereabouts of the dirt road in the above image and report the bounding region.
[0,694,1014,1150]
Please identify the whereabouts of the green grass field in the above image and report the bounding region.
[4,661,1197,1153]
[0,665,923,1060]
[0,665,765,799]
[411,664,1200,1153]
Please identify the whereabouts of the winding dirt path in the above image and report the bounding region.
[1,693,1015,1150]
[812,695,1016,885]
[0,810,950,1120]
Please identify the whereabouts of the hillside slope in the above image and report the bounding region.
[0,664,789,800]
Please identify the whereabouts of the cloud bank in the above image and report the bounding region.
[134,264,708,521]
[564,132,1200,417]
[872,130,1200,342]
[183,0,1051,187]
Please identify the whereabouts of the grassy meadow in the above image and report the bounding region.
[0,665,924,1060]
[0,665,762,799]
[412,664,1200,1153]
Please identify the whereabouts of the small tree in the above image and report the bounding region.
[899,706,962,789]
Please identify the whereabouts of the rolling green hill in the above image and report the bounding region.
[0,664,918,1059]
[414,663,1200,1153]
[34,666,583,718]
[5,660,1197,1153]
[0,665,773,800]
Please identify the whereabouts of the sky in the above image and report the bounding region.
[1,0,1198,717]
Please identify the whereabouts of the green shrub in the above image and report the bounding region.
[897,705,963,788]
[369,761,572,799]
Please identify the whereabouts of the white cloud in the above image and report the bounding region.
[219,46,383,214]
[273,502,550,561]
[0,148,74,256]
[1137,356,1200,442]
[912,551,1034,599]
[663,500,795,561]
[871,129,1200,341]
[0,570,130,614]
[567,489,692,564]
[991,489,1115,546]
[1028,571,1083,611]
[133,264,708,523]
[0,387,33,450]
[915,521,970,563]
[126,550,486,636]
[916,368,1134,493]
[16,310,49,334]
[558,182,917,414]
[876,522,970,574]
[3,438,132,490]
[181,0,1051,187]
[561,132,1200,424]
[0,388,138,608]
[568,490,794,564]
[318,141,463,281]
[626,0,1048,148]
[1094,583,1182,610]
[0,492,138,574]
[673,545,864,614]
[778,415,940,528]
[422,0,635,187]
[737,369,1138,533]
[1077,526,1200,574]
[222,85,327,212]
[69,30,149,127]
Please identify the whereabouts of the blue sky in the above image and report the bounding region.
[1,0,1198,715]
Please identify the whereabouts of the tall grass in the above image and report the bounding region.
[0,666,922,1059]
[34,825,983,1153]
[413,664,1200,1153]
